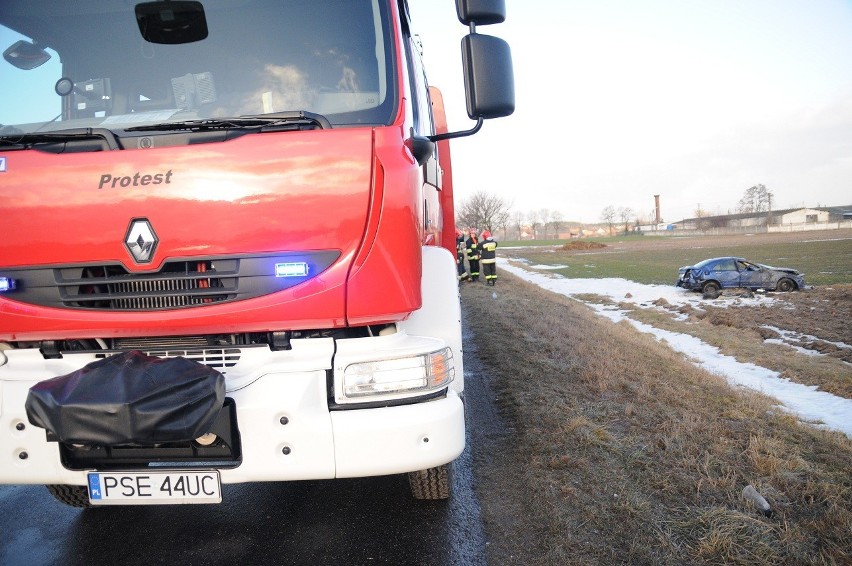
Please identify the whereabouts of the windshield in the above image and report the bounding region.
[0,0,395,135]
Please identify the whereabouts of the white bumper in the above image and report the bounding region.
[0,336,464,486]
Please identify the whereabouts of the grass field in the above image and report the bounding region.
[463,272,852,565]
[498,230,852,287]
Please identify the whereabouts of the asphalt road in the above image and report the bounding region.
[0,434,486,566]
[0,328,494,566]
[0,442,487,565]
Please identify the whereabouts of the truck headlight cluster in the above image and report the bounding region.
[342,347,454,399]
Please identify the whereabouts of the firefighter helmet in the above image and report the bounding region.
[482,230,491,239]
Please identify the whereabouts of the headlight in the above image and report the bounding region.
[342,347,454,399]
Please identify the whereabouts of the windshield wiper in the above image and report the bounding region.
[124,111,332,133]
[0,128,120,150]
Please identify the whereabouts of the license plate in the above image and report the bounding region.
[87,471,222,505]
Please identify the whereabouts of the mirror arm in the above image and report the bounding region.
[428,117,483,142]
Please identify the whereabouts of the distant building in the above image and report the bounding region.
[673,205,851,233]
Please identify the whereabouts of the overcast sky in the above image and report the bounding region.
[409,0,852,224]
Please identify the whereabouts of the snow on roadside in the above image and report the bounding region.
[499,259,852,437]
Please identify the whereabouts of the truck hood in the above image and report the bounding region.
[2,129,372,269]
[0,129,377,339]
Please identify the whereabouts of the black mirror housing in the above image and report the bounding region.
[456,0,506,26]
[3,40,52,70]
[461,34,515,119]
[136,1,208,44]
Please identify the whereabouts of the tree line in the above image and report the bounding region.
[454,191,569,240]
[457,184,780,240]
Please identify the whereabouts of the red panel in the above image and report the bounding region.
[345,126,422,325]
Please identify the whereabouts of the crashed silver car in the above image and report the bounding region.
[676,257,805,294]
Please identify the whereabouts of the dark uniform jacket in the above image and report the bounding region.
[480,237,497,262]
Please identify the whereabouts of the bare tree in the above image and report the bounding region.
[539,208,553,239]
[456,190,510,233]
[618,207,633,233]
[600,205,616,235]
[494,209,511,240]
[549,210,564,239]
[737,184,771,214]
[526,210,541,240]
[694,204,710,230]
[511,210,525,240]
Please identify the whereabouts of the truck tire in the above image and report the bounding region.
[46,484,93,508]
[408,463,452,500]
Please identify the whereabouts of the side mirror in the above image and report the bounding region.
[430,0,514,142]
[461,34,514,119]
[3,40,51,70]
[456,0,506,26]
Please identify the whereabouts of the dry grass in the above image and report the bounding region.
[462,273,852,565]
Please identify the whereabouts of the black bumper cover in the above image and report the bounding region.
[26,350,225,446]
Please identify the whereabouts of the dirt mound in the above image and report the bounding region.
[561,240,607,251]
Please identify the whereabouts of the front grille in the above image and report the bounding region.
[67,262,234,309]
[144,348,240,375]
[0,251,340,312]
[112,336,242,375]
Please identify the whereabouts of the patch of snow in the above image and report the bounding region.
[762,325,852,351]
[763,339,826,357]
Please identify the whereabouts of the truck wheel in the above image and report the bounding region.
[408,463,452,500]
[46,484,93,508]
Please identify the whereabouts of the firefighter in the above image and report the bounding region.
[456,229,470,282]
[480,230,498,286]
[465,228,481,281]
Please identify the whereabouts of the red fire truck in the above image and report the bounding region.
[0,0,513,506]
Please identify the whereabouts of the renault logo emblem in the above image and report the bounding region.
[124,219,158,263]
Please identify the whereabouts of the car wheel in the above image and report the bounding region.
[776,278,797,292]
[701,281,720,294]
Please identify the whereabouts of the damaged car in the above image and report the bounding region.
[676,257,805,294]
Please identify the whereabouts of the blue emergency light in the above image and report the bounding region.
[0,277,16,292]
[275,262,309,278]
